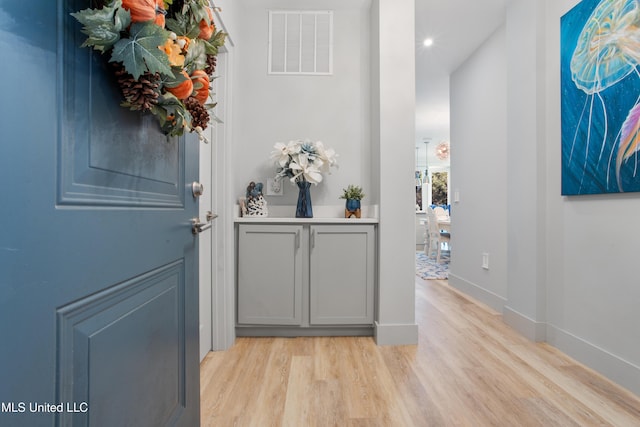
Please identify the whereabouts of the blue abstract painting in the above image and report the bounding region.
[561,0,640,195]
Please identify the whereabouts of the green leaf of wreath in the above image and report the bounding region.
[191,3,210,23]
[163,67,189,88]
[184,38,207,74]
[71,0,131,52]
[110,23,173,80]
[153,93,192,136]
[201,31,227,55]
[211,30,227,47]
[166,12,201,39]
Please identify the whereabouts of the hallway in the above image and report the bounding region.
[200,278,640,426]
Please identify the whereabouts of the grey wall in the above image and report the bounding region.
[233,0,372,208]
[449,26,508,311]
[448,0,640,395]
[230,0,417,345]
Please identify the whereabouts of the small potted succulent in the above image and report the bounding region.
[340,185,365,218]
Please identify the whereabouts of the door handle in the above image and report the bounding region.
[192,211,218,234]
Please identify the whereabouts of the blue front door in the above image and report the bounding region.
[0,1,200,426]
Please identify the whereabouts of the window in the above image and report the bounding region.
[431,171,449,206]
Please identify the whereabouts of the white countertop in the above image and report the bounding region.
[234,204,379,224]
[236,216,379,224]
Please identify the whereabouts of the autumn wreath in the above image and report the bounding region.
[72,0,226,138]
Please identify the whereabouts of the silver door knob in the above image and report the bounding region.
[192,182,204,198]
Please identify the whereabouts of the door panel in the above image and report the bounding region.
[60,21,183,207]
[57,261,186,426]
[0,1,200,426]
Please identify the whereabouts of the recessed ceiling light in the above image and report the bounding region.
[423,38,434,47]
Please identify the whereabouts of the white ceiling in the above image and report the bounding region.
[415,0,508,164]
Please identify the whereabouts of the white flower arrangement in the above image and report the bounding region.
[271,139,338,184]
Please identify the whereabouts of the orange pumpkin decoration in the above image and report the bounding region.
[165,70,193,100]
[198,7,216,40]
[121,0,166,26]
[121,0,155,22]
[154,0,166,28]
[191,70,210,105]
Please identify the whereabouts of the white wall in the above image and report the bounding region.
[449,0,640,395]
[233,0,372,208]
[207,3,238,351]
[212,0,239,45]
[372,0,418,345]
[449,27,508,312]
[544,0,640,395]
[504,0,548,341]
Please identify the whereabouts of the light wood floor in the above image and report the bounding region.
[200,278,640,426]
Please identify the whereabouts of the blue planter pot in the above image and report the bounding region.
[295,181,313,218]
[345,198,361,218]
[345,199,361,211]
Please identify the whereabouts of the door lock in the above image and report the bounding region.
[192,182,204,198]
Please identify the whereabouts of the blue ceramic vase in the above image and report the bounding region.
[295,181,313,218]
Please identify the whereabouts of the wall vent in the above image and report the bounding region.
[268,10,333,75]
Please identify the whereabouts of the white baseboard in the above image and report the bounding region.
[503,305,547,342]
[448,273,507,313]
[374,321,419,345]
[546,324,640,397]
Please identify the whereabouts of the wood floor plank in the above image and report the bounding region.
[504,342,639,427]
[336,338,380,420]
[378,345,448,426]
[281,355,314,426]
[313,337,343,382]
[249,338,293,426]
[308,379,345,426]
[561,363,640,420]
[344,338,415,426]
[200,338,273,426]
[200,278,640,426]
[511,397,578,427]
[403,346,480,426]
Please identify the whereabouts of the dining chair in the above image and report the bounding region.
[424,208,438,257]
[437,228,450,263]
[426,207,450,263]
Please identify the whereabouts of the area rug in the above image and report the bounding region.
[416,251,449,280]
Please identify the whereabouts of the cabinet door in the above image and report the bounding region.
[309,225,375,325]
[237,225,303,325]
